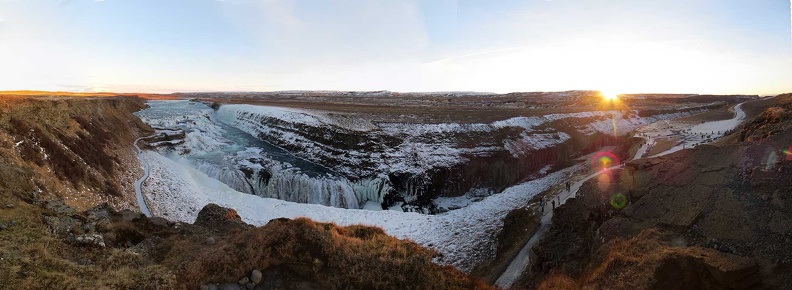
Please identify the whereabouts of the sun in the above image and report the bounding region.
[599,91,619,101]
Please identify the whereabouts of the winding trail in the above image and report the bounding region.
[494,101,749,288]
[649,101,748,158]
[133,136,154,217]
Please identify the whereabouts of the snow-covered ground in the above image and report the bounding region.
[217,102,710,180]
[638,102,747,157]
[142,149,583,272]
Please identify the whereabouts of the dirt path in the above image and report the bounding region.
[133,136,154,217]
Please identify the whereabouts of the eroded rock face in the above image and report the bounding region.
[0,95,153,211]
[524,96,792,289]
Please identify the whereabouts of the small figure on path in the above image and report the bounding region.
[551,200,556,209]
[540,200,544,213]
[566,181,571,192]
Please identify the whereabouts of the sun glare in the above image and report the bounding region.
[600,91,618,101]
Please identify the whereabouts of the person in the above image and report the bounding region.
[627,190,633,204]
[566,181,571,192]
[552,200,556,209]
[540,200,544,213]
[557,195,560,204]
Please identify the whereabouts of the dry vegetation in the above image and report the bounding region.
[0,198,494,289]
[0,95,152,210]
[170,216,494,289]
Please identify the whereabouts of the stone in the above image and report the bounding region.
[250,269,263,284]
[45,200,76,215]
[0,224,6,231]
[238,277,249,285]
[245,283,253,289]
[75,234,106,247]
[127,236,165,255]
[85,203,114,222]
[43,215,81,237]
[205,237,216,245]
[5,204,13,209]
[194,204,246,230]
[119,210,141,222]
[149,217,170,227]
[218,283,240,290]
[200,285,209,290]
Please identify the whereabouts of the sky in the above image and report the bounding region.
[0,0,790,95]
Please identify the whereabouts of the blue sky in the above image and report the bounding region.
[0,0,790,94]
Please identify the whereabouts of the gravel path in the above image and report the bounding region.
[133,136,155,217]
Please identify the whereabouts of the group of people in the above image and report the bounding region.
[538,181,571,213]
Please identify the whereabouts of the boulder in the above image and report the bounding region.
[85,202,115,222]
[250,269,262,284]
[45,200,76,215]
[194,204,247,231]
[75,234,106,247]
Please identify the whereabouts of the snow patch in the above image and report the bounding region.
[142,149,582,272]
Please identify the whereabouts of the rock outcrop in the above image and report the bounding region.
[0,95,153,211]
[520,94,792,289]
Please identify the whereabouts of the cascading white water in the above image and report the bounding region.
[352,177,393,206]
[135,100,399,210]
[179,156,395,209]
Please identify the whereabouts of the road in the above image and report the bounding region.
[133,136,154,217]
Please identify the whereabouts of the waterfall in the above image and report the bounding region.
[352,177,394,206]
[179,157,400,210]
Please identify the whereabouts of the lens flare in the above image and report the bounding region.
[591,151,620,170]
[785,146,792,161]
[610,193,628,209]
[597,172,612,192]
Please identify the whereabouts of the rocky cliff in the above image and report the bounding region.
[0,95,152,211]
[518,94,792,289]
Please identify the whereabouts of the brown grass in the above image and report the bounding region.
[536,271,579,290]
[578,229,667,286]
[172,218,494,290]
